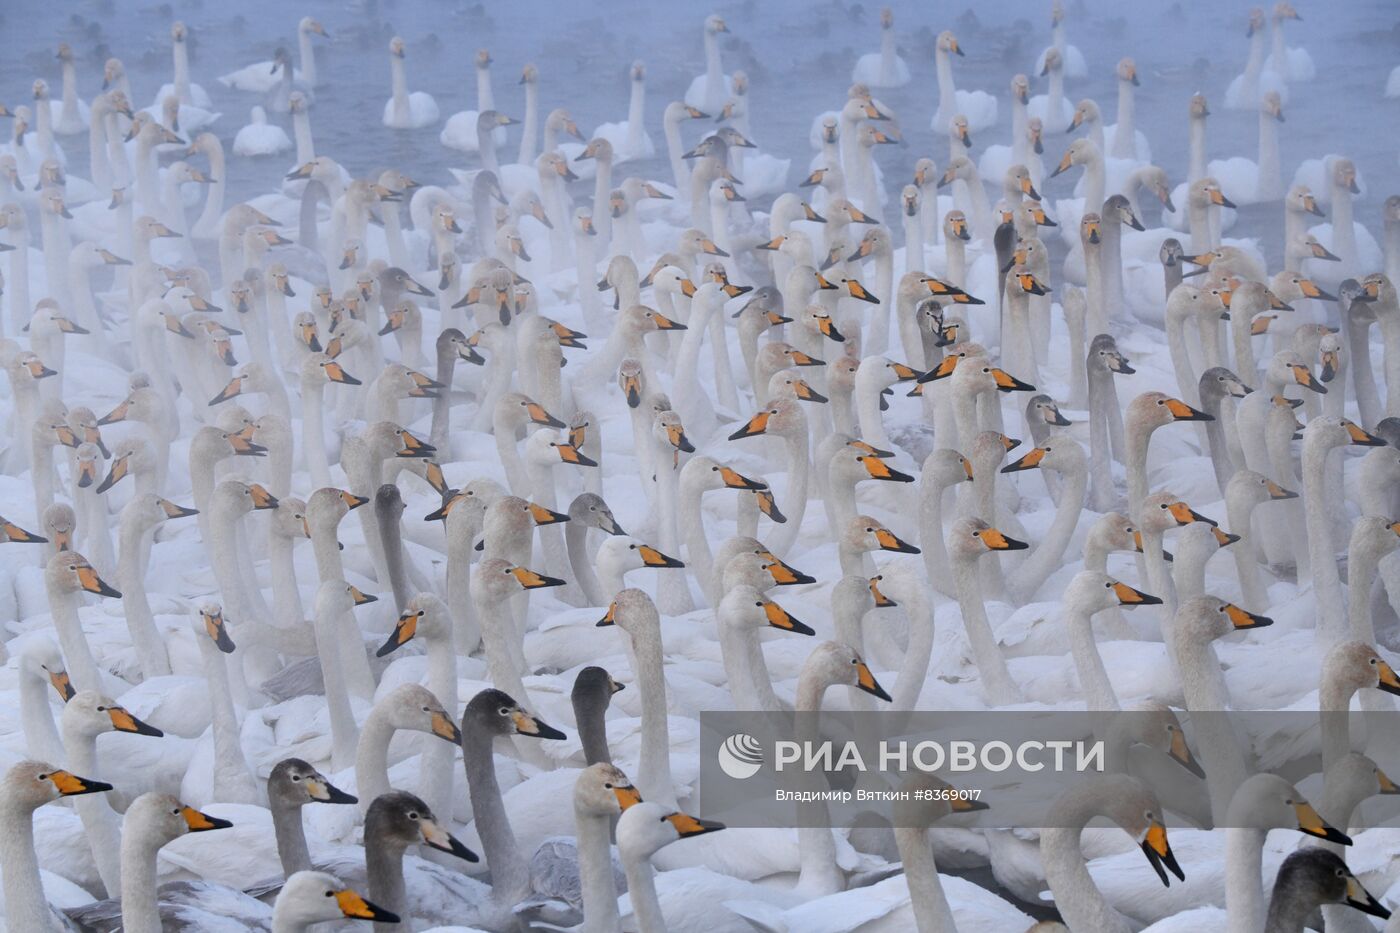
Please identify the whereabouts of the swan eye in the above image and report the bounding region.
[1370,657,1378,666]
[96,705,105,711]
[865,527,874,533]
[1336,868,1347,878]
[325,891,335,897]
[629,544,637,549]
[409,812,418,820]
[499,707,510,716]
[1104,582,1112,589]
[421,706,429,712]
[291,774,301,782]
[604,783,613,789]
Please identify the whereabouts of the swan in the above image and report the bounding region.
[233,107,292,158]
[218,17,329,93]
[1227,8,1288,110]
[50,45,90,136]
[852,8,910,89]
[1263,1,1314,84]
[932,31,997,134]
[381,38,439,130]
[685,15,735,114]
[440,50,505,154]
[594,61,656,163]
[1207,92,1285,206]
[1034,0,1088,80]
[1267,848,1390,930]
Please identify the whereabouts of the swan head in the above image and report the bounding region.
[1065,571,1161,620]
[464,687,566,741]
[1189,93,1210,119]
[1068,775,1184,887]
[892,774,989,829]
[618,801,725,861]
[1170,596,1274,648]
[525,426,595,469]
[704,14,728,35]
[474,48,493,69]
[269,758,355,807]
[102,57,125,89]
[3,760,111,809]
[1273,1,1301,21]
[1271,849,1389,921]
[1261,90,1284,121]
[801,640,891,702]
[368,791,477,862]
[276,872,399,927]
[474,556,567,600]
[843,515,919,556]
[373,683,461,744]
[62,690,163,739]
[577,762,643,818]
[389,36,406,58]
[1069,99,1099,133]
[597,587,659,634]
[937,30,963,58]
[1247,7,1267,35]
[41,503,74,551]
[1040,46,1061,76]
[46,550,119,598]
[300,17,328,38]
[1117,57,1139,86]
[1227,773,1347,843]
[1127,391,1212,435]
[1106,701,1204,778]
[1332,157,1360,195]
[568,492,625,535]
[1324,640,1400,701]
[16,636,71,699]
[948,517,1028,560]
[595,536,685,581]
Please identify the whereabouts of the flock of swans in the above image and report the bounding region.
[0,1,1399,930]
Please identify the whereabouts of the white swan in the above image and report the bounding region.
[233,106,292,157]
[381,37,439,130]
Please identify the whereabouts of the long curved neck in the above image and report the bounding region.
[704,31,723,99]
[1225,827,1267,933]
[366,843,407,933]
[18,671,63,763]
[354,712,396,807]
[621,849,666,933]
[1257,113,1280,200]
[314,603,359,772]
[518,83,539,165]
[1015,466,1088,599]
[1302,437,1345,642]
[271,798,312,876]
[952,555,1019,705]
[298,31,317,87]
[120,828,162,933]
[578,808,621,933]
[896,825,957,932]
[0,804,55,933]
[1114,83,1135,159]
[1189,116,1207,182]
[462,726,528,902]
[390,57,408,116]
[679,483,717,602]
[1333,186,1356,267]
[119,520,171,678]
[1041,793,1132,933]
[301,384,332,490]
[630,628,675,805]
[626,80,645,151]
[935,48,955,117]
[47,585,101,693]
[1067,606,1121,710]
[894,591,936,710]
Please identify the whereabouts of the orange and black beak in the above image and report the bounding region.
[868,575,897,607]
[991,368,1037,393]
[860,456,915,483]
[844,278,880,304]
[1111,581,1162,606]
[1222,602,1274,629]
[665,811,726,837]
[76,563,121,598]
[917,355,961,383]
[1345,421,1387,447]
[333,890,400,924]
[508,566,567,589]
[977,527,1029,551]
[761,598,816,635]
[528,502,570,525]
[1,519,47,543]
[1001,447,1047,473]
[1164,397,1213,421]
[323,361,361,385]
[202,608,236,653]
[181,805,233,832]
[637,545,685,569]
[107,705,164,736]
[45,770,112,797]
[1140,822,1185,887]
[855,658,892,701]
[729,410,772,440]
[554,443,598,467]
[873,526,920,554]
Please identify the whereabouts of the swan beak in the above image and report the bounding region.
[528,502,570,525]
[209,376,243,405]
[788,348,823,366]
[2,520,47,543]
[108,706,164,736]
[423,491,462,522]
[1016,272,1051,296]
[553,442,596,467]
[678,277,697,297]
[754,489,785,523]
[181,806,233,832]
[1298,278,1338,303]
[715,467,764,492]
[1166,726,1206,779]
[202,608,236,653]
[803,202,826,223]
[754,235,785,251]
[335,890,400,924]
[868,575,897,608]
[421,818,479,862]
[408,371,445,398]
[323,361,361,385]
[800,169,826,188]
[1211,527,1240,548]
[1294,801,1352,845]
[1112,581,1162,606]
[525,402,566,428]
[404,275,434,297]
[991,368,1037,392]
[1378,768,1400,795]
[978,528,1028,551]
[1044,405,1072,426]
[612,783,644,810]
[54,317,87,335]
[1209,189,1236,209]
[1165,501,1215,526]
[97,456,128,494]
[430,710,463,744]
[1107,353,1135,374]
[348,585,378,606]
[338,490,369,511]
[46,770,113,797]
[1343,876,1391,920]
[1223,602,1273,629]
[377,612,418,657]
[1140,822,1185,886]
[764,556,817,586]
[761,594,817,632]
[855,660,892,701]
[46,668,75,701]
[620,373,643,408]
[860,456,915,482]
[76,564,121,598]
[651,311,686,331]
[638,545,685,569]
[666,424,696,453]
[513,710,567,739]
[699,238,728,257]
[596,602,617,627]
[1287,363,1326,393]
[26,358,58,379]
[1309,242,1342,263]
[307,778,357,805]
[873,527,919,553]
[729,410,771,439]
[793,379,827,402]
[1050,150,1073,178]
[665,812,726,837]
[919,355,961,383]
[1265,480,1298,500]
[947,218,971,241]
[1345,421,1386,446]
[1163,398,1212,421]
[1376,658,1400,695]
[394,430,435,459]
[510,566,567,588]
[1265,289,1293,312]
[227,433,267,457]
[1001,447,1047,473]
[887,362,920,383]
[1020,176,1039,199]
